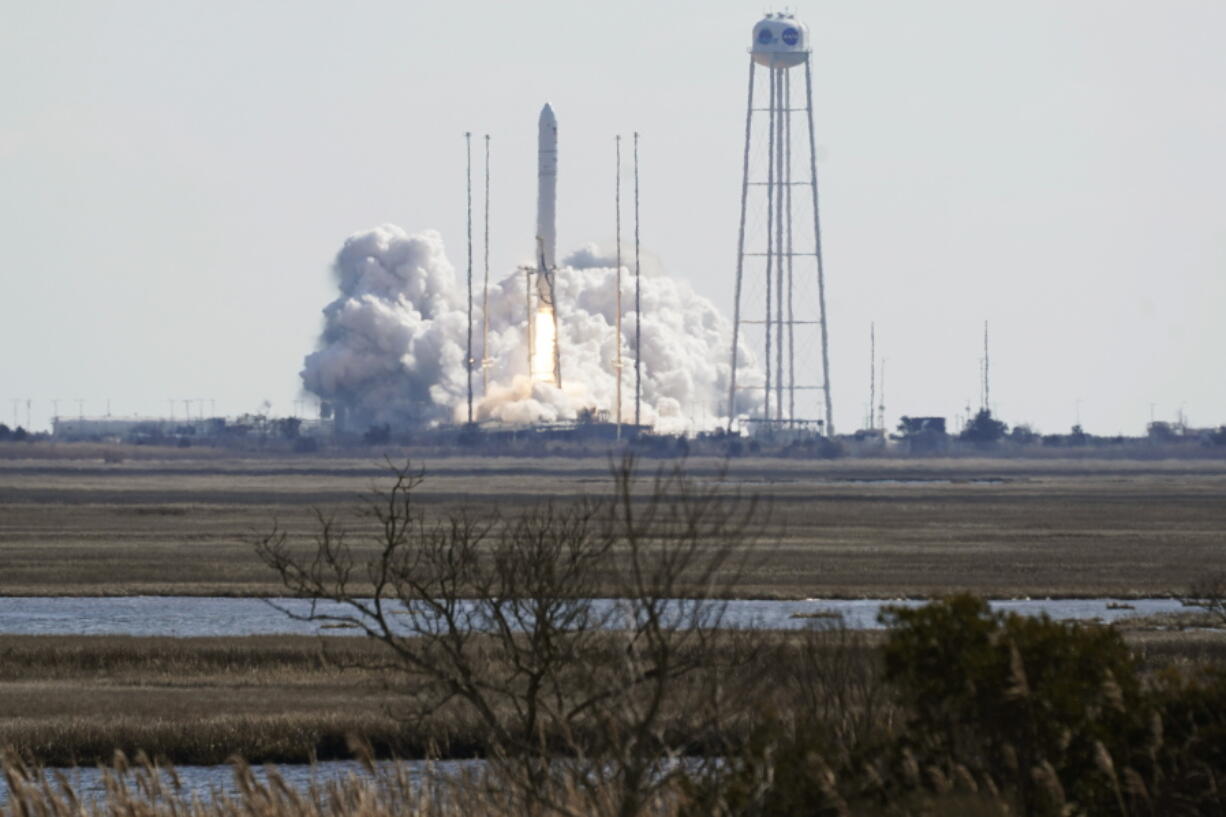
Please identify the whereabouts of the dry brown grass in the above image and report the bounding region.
[2,454,1224,598]
[0,632,772,766]
[0,752,1032,817]
[0,626,1216,769]
[0,636,423,766]
[0,753,629,817]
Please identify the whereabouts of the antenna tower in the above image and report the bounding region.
[481,135,492,395]
[982,320,990,414]
[869,323,876,431]
[878,357,886,432]
[464,132,474,425]
[633,132,642,428]
[727,13,834,435]
[615,135,624,436]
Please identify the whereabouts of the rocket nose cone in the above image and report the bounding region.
[539,103,556,124]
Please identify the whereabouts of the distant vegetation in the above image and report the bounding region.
[0,423,37,442]
[958,408,1009,443]
[17,402,1226,459]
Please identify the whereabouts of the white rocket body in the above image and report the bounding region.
[535,103,558,304]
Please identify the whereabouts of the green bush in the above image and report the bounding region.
[687,597,1226,816]
[1138,665,1226,814]
[881,595,1142,814]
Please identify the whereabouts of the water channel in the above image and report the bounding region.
[0,595,1189,636]
[0,760,476,807]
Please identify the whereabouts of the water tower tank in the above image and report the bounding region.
[751,13,809,69]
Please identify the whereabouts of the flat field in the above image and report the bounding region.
[0,626,1219,766]
[1,448,1223,598]
[0,634,427,765]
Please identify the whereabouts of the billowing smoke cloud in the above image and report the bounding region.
[302,225,763,433]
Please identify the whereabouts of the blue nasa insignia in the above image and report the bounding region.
[757,28,775,45]
[781,27,800,46]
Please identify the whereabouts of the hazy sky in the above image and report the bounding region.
[3,1,1224,435]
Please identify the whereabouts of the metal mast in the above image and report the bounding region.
[983,320,990,413]
[525,265,534,382]
[615,134,623,436]
[552,254,562,390]
[805,55,834,435]
[464,132,474,425]
[727,59,756,429]
[774,66,785,421]
[869,322,876,431]
[878,357,886,432]
[763,70,774,422]
[727,14,834,435]
[785,68,796,424]
[633,131,642,428]
[481,135,491,395]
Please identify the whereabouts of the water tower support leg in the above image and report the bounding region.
[804,57,834,436]
[728,58,756,431]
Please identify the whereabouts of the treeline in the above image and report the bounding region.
[0,423,38,441]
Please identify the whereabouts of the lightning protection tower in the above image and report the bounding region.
[727,13,834,435]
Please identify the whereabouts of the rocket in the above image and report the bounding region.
[535,103,558,306]
[528,102,562,388]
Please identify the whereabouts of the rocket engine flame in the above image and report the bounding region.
[532,305,557,384]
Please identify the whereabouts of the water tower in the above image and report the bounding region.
[727,13,834,435]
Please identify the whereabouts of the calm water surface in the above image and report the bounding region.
[0,596,1187,636]
[0,760,477,806]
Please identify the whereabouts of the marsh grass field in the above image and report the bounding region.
[1,447,1223,598]
[0,626,1221,768]
[0,629,857,766]
[0,635,418,766]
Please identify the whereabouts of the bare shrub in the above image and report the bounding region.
[1184,570,1226,626]
[782,623,894,757]
[255,455,764,817]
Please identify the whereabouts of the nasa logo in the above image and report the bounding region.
[781,27,800,46]
[756,28,774,45]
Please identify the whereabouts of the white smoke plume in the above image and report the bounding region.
[301,225,764,433]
